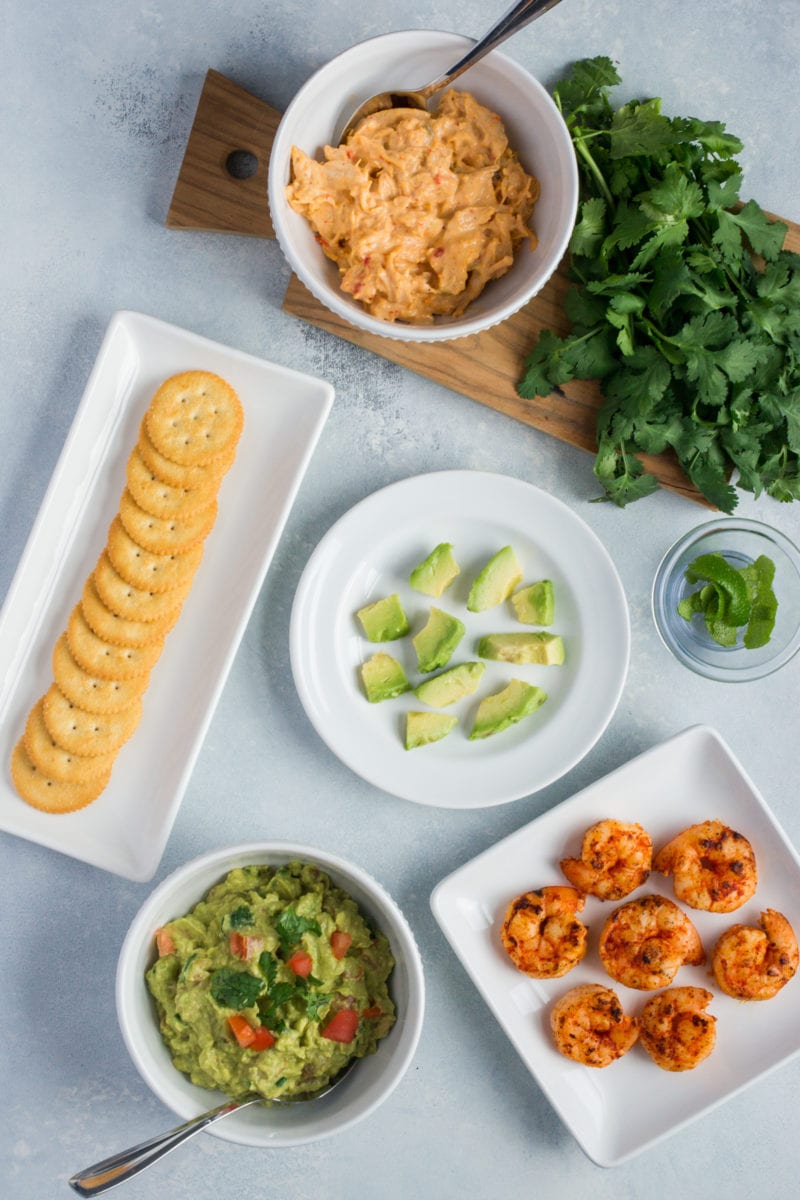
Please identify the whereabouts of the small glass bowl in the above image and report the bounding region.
[652,518,800,681]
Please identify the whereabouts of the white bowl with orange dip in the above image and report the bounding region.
[269,30,578,342]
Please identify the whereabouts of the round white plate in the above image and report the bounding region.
[290,471,630,807]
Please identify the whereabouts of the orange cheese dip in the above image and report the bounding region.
[286,90,539,324]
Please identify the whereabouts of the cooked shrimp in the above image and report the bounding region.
[560,819,652,900]
[638,987,717,1071]
[598,895,705,990]
[550,983,638,1067]
[653,819,757,913]
[500,885,588,978]
[711,909,799,1001]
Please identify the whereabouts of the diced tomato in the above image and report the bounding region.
[229,932,263,960]
[227,1014,256,1048]
[155,928,175,957]
[330,930,352,960]
[320,1009,359,1043]
[287,951,313,978]
[362,1005,382,1020]
[229,931,247,959]
[249,1026,276,1051]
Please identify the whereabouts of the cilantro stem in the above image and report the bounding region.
[571,130,614,208]
[688,218,753,302]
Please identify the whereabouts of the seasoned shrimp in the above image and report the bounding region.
[638,987,717,1071]
[500,885,588,978]
[653,819,757,913]
[550,983,639,1067]
[560,819,652,900]
[711,909,799,1000]
[598,895,705,990]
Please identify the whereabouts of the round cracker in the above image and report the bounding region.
[41,682,142,757]
[138,418,236,491]
[24,698,116,784]
[66,604,163,681]
[11,738,108,813]
[94,551,188,624]
[53,633,150,714]
[106,515,204,594]
[144,371,243,467]
[126,446,219,521]
[118,487,218,556]
[81,574,178,648]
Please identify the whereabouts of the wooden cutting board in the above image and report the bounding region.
[167,69,800,507]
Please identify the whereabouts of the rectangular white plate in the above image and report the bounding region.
[0,311,333,881]
[430,725,800,1166]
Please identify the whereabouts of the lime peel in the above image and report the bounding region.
[677,551,778,649]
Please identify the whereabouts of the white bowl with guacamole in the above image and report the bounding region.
[116,843,425,1147]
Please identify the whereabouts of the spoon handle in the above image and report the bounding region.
[420,0,565,99]
[68,1097,256,1196]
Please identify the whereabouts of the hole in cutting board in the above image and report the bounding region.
[225,149,259,179]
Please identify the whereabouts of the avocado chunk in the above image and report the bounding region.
[360,652,411,703]
[413,661,485,708]
[405,711,458,749]
[409,542,461,597]
[477,632,565,665]
[412,607,466,672]
[467,546,523,612]
[356,593,409,642]
[511,580,555,625]
[469,678,547,740]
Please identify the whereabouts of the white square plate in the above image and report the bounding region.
[430,725,800,1165]
[0,311,333,881]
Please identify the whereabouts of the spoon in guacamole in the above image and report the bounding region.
[69,1063,355,1196]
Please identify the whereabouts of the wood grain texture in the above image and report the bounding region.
[168,70,800,508]
[167,69,279,237]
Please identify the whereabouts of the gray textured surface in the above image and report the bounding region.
[2,2,800,1197]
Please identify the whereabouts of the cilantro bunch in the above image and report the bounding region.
[518,57,800,510]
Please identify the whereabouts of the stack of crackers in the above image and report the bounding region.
[11,371,243,814]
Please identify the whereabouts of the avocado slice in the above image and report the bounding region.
[405,711,458,749]
[467,546,522,612]
[412,607,466,672]
[511,580,555,625]
[409,543,460,597]
[360,652,411,703]
[356,593,409,642]
[477,632,565,665]
[413,661,485,708]
[469,678,547,740]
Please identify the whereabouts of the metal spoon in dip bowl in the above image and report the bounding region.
[68,1064,356,1196]
[338,0,564,142]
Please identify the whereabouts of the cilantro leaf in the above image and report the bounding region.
[228,905,254,929]
[258,950,279,990]
[554,55,620,122]
[570,197,607,257]
[725,200,787,262]
[637,164,705,224]
[209,967,264,1010]
[609,100,680,159]
[304,991,331,1021]
[275,908,322,957]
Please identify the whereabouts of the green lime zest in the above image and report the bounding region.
[677,551,778,649]
[684,553,751,626]
[741,556,778,648]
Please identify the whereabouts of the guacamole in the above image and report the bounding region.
[146,861,396,1100]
